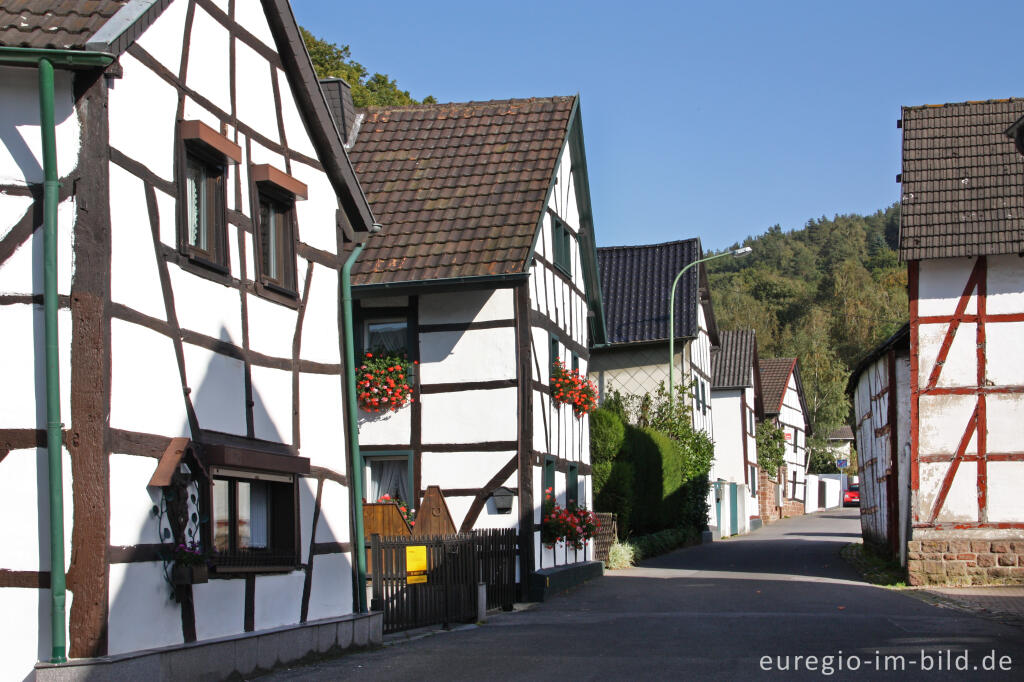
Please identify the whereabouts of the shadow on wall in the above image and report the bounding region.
[104,323,349,654]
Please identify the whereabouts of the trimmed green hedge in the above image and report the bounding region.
[590,407,626,465]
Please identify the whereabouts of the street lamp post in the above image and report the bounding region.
[667,246,752,406]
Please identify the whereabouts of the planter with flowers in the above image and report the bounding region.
[357,351,416,413]
[540,486,600,550]
[171,541,208,585]
[550,360,598,418]
[376,493,416,528]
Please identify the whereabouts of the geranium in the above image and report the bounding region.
[357,351,415,413]
[540,486,600,550]
[550,360,598,418]
[376,494,416,527]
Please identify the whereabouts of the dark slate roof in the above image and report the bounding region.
[760,357,796,416]
[0,0,127,49]
[711,329,756,389]
[900,99,1024,261]
[598,239,708,345]
[828,425,854,441]
[347,96,576,285]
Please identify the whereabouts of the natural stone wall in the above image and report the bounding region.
[907,538,1024,586]
[758,464,805,524]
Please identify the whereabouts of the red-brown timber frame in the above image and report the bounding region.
[911,256,1024,529]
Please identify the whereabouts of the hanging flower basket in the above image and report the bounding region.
[550,360,598,418]
[357,351,415,413]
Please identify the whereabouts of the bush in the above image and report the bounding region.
[622,426,683,534]
[628,526,699,561]
[593,459,634,539]
[605,540,636,570]
[589,407,625,465]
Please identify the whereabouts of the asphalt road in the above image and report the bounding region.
[261,509,1024,680]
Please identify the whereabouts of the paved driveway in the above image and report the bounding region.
[261,509,1024,680]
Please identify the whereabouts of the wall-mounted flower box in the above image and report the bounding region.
[172,563,208,585]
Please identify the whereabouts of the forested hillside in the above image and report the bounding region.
[707,205,906,448]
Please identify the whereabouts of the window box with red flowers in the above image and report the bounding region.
[356,351,417,413]
[550,359,598,417]
[540,486,600,550]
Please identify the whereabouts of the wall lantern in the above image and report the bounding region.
[491,486,514,514]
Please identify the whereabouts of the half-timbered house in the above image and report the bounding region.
[337,94,607,597]
[710,329,764,535]
[848,324,910,564]
[589,239,719,436]
[758,357,810,520]
[897,98,1024,585]
[0,1,379,677]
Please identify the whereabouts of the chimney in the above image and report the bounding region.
[320,78,358,147]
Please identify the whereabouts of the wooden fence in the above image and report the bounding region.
[370,529,516,633]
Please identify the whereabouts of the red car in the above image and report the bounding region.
[843,484,860,507]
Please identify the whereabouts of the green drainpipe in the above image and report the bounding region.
[0,45,113,664]
[342,230,378,613]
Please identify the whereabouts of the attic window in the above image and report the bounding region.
[253,165,306,299]
[552,217,572,274]
[179,121,239,273]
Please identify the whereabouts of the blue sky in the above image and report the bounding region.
[294,0,1024,251]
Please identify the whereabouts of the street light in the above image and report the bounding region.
[668,246,752,406]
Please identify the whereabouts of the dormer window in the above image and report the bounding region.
[179,120,241,272]
[253,164,306,298]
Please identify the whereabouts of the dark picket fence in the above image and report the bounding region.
[370,528,516,633]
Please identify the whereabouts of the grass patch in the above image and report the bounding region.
[841,542,907,587]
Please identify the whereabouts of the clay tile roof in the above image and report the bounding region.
[828,425,854,441]
[900,98,1024,261]
[0,0,127,50]
[347,96,576,285]
[597,239,702,345]
[759,357,796,416]
[711,329,756,389]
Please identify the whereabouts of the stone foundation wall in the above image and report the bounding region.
[907,538,1024,586]
[758,464,805,524]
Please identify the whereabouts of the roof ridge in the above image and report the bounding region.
[361,95,576,114]
[598,238,700,251]
[902,96,1024,111]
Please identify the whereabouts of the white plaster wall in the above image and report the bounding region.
[109,164,167,321]
[986,321,1024,386]
[0,68,78,185]
[110,318,189,437]
[0,305,72,430]
[987,254,1024,314]
[133,0,188,73]
[307,553,353,621]
[358,403,411,445]
[182,95,224,137]
[108,52,178,182]
[918,394,976,455]
[153,184,178,249]
[710,390,744,483]
[168,265,244,343]
[276,68,317,159]
[290,165,339,254]
[250,364,292,443]
[234,0,277,49]
[421,388,517,445]
[315,479,350,544]
[805,474,819,512]
[921,460,977,523]
[918,257,978,317]
[184,343,248,435]
[988,461,1024,523]
[254,572,305,631]
[246,292,298,360]
[0,198,75,298]
[107,562,183,655]
[298,372,346,470]
[419,289,514,325]
[193,579,246,641]
[0,448,72,572]
[185,5,232,114]
[917,321,976,388]
[0,586,72,682]
[234,41,280,144]
[108,454,162,548]
[420,451,517,490]
[418,327,516,384]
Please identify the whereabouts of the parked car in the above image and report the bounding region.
[843,484,860,507]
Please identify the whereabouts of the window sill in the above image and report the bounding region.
[178,251,234,286]
[254,280,300,309]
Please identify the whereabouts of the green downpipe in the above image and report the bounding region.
[38,57,67,663]
[342,238,372,613]
[0,45,113,665]
[38,57,67,665]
